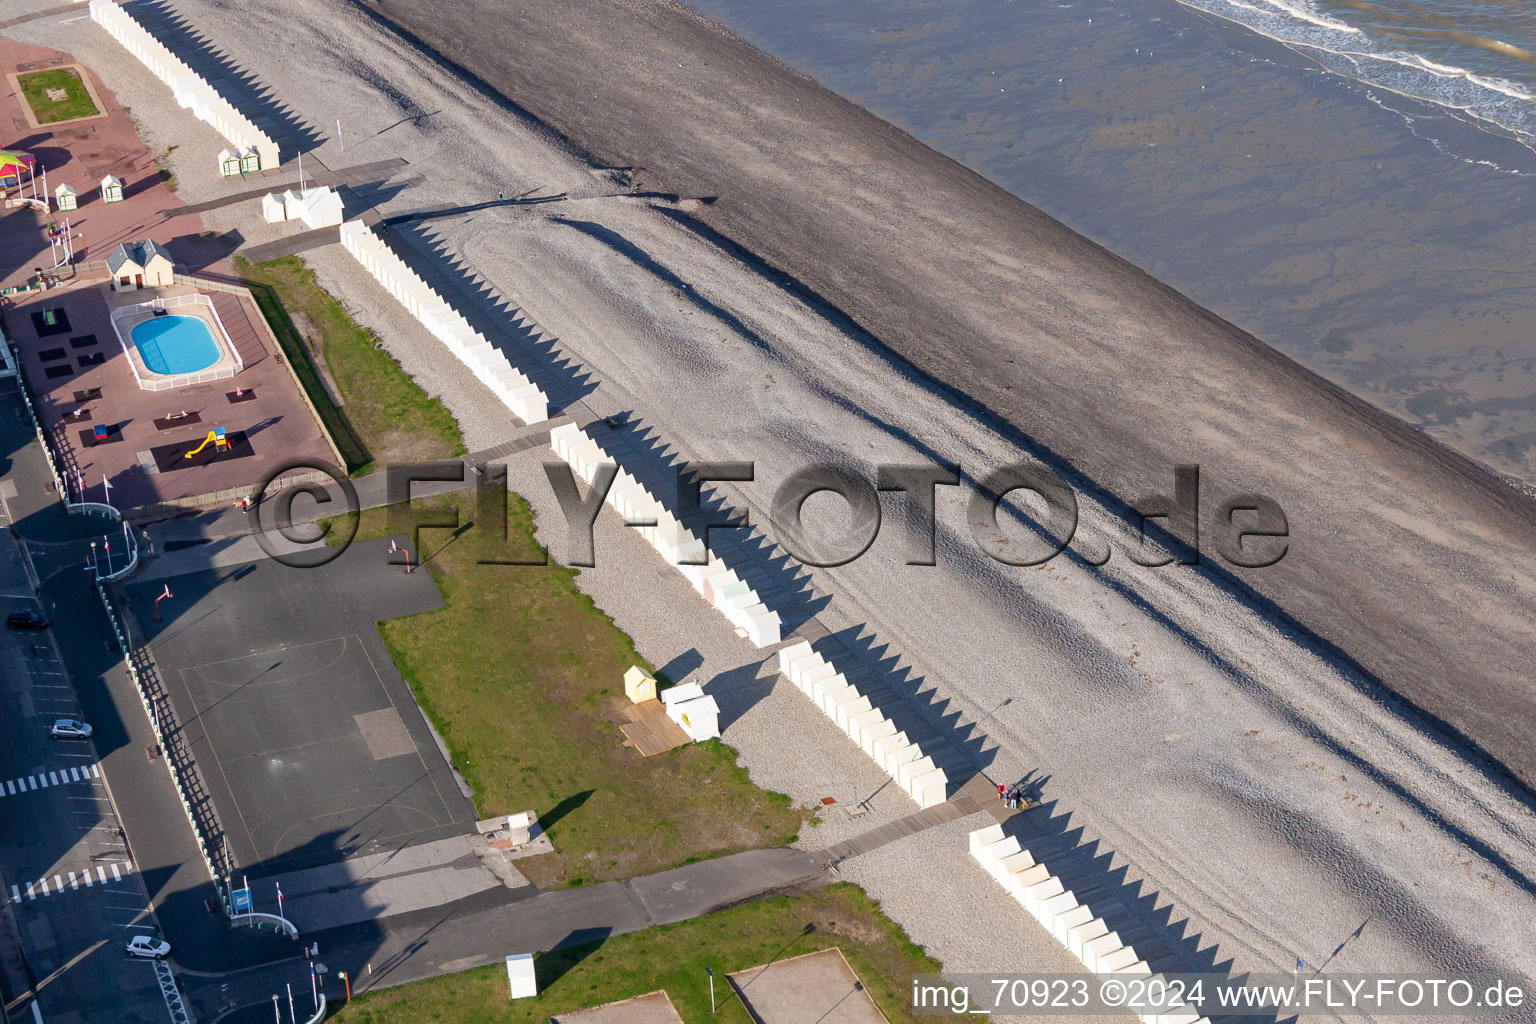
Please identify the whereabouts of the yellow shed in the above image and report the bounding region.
[624,666,657,704]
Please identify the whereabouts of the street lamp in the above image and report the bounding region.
[706,967,715,1013]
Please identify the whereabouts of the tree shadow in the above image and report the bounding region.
[536,926,611,988]
[541,789,594,832]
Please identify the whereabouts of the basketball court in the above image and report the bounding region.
[126,539,478,875]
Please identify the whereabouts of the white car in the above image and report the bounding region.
[49,719,93,740]
[125,936,171,960]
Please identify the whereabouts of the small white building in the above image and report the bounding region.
[107,239,175,293]
[505,954,536,1000]
[279,189,304,222]
[260,192,286,224]
[660,682,721,742]
[55,183,76,212]
[99,174,123,203]
[219,148,242,177]
[297,186,343,229]
[505,811,537,847]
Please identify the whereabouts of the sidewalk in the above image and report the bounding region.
[185,847,826,1019]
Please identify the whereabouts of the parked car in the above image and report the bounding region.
[124,936,171,960]
[6,610,48,630]
[49,719,93,740]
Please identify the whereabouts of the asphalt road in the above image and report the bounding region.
[0,536,166,1024]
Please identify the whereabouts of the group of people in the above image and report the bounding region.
[997,782,1027,809]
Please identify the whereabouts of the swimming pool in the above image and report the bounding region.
[130,315,221,375]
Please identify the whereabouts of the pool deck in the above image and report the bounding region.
[1,35,336,513]
[9,279,336,511]
[114,294,243,386]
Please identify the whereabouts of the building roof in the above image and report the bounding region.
[106,239,175,275]
[300,186,343,210]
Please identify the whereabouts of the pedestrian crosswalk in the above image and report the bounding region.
[9,861,134,902]
[0,762,101,798]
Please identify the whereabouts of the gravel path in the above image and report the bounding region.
[18,1,1534,1012]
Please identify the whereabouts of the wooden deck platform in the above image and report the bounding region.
[619,699,691,756]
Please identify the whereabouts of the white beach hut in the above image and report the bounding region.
[261,192,286,224]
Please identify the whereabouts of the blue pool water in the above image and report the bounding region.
[130,315,221,375]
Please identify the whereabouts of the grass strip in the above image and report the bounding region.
[345,490,807,888]
[332,883,973,1023]
[236,255,464,475]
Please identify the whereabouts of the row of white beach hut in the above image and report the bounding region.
[339,220,548,425]
[969,825,1210,1024]
[547,422,783,648]
[89,0,280,170]
[775,640,951,808]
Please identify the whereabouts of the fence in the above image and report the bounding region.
[88,0,280,168]
[0,319,13,378]
[95,583,230,903]
[109,292,244,391]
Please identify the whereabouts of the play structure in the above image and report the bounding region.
[184,426,228,458]
[48,219,78,268]
[2,151,48,212]
[0,149,35,188]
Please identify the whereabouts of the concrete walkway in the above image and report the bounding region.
[185,846,826,1019]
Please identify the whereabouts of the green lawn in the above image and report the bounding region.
[17,68,98,124]
[333,884,976,1023]
[236,255,464,474]
[347,490,807,888]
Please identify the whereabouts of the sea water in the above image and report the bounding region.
[687,0,1536,483]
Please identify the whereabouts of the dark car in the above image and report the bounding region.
[6,610,48,630]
